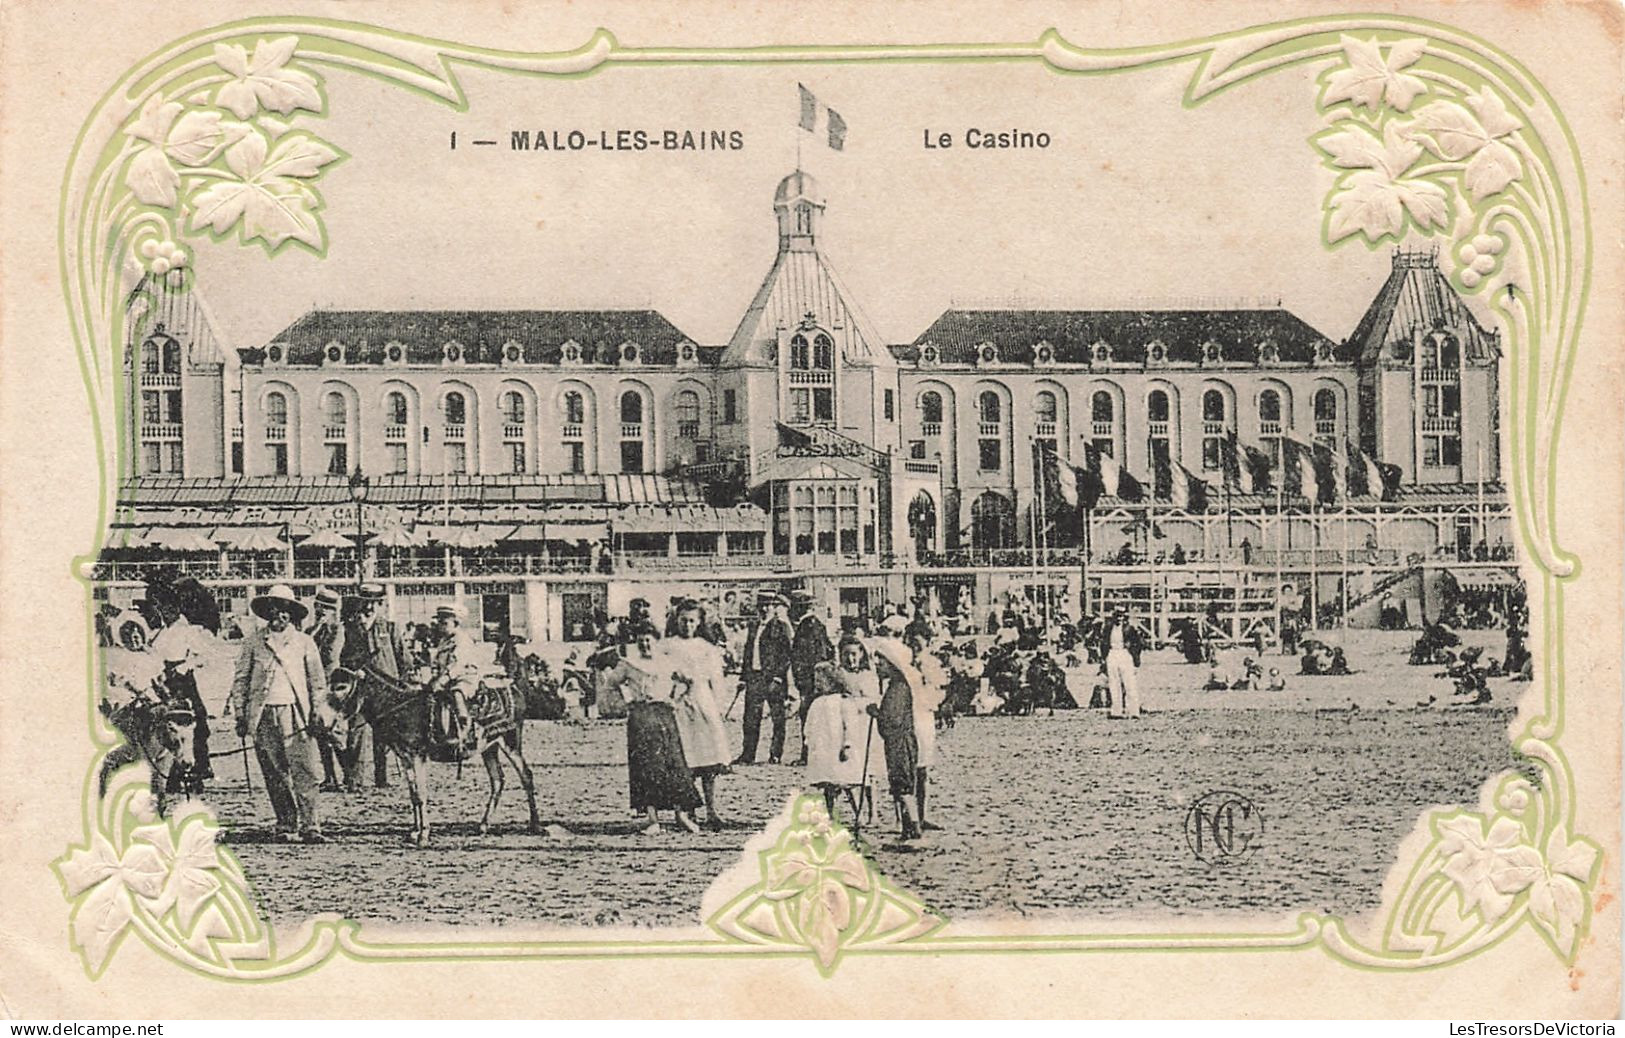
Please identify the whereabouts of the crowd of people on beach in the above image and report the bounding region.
[99,564,1532,845]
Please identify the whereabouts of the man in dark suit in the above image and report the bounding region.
[789,592,834,765]
[732,591,795,765]
[338,583,405,789]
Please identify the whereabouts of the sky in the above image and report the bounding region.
[191,53,1425,351]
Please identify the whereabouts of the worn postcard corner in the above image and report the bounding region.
[0,0,1621,1020]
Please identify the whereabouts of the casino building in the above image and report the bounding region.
[101,171,1516,642]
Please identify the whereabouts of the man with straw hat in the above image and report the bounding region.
[338,583,402,789]
[231,585,335,843]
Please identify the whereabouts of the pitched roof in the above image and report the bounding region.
[904,308,1341,365]
[1347,253,1498,366]
[723,250,892,367]
[126,270,234,368]
[267,309,701,365]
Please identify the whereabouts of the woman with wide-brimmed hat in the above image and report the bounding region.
[600,621,703,835]
[870,637,924,841]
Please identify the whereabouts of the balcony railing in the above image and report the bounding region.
[1091,420,1114,438]
[978,422,1000,437]
[265,424,287,442]
[1259,420,1282,437]
[230,426,243,442]
[921,421,942,437]
[1148,420,1169,438]
[1202,420,1227,437]
[1420,366,1461,382]
[139,373,181,388]
[502,423,526,440]
[620,423,643,439]
[142,422,183,439]
[443,423,466,442]
[322,424,347,441]
[677,421,700,438]
[902,459,940,476]
[1035,420,1057,437]
[561,424,583,439]
[1420,415,1460,432]
[786,370,834,385]
[384,423,408,442]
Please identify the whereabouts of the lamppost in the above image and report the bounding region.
[348,469,370,587]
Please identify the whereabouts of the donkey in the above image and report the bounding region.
[98,668,200,816]
[337,664,540,846]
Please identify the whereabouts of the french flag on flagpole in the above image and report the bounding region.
[798,84,847,151]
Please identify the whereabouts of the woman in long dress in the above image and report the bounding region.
[600,623,702,835]
[905,629,947,831]
[665,599,732,831]
[870,638,923,842]
[804,634,884,827]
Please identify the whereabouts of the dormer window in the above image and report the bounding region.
[1147,341,1167,365]
[323,342,345,365]
[1090,341,1112,364]
[677,342,698,367]
[442,342,463,364]
[384,342,406,366]
[1259,341,1280,364]
[1314,341,1334,364]
[1034,342,1054,365]
[561,341,581,364]
[977,343,999,366]
[1203,341,1223,364]
[620,342,640,364]
[919,344,939,366]
[502,341,522,365]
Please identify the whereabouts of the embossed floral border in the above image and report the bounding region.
[58,15,1598,980]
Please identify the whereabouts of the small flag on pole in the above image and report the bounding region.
[797,83,847,151]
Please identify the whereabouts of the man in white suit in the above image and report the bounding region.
[232,585,335,843]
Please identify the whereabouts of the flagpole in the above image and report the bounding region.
[1274,480,1284,646]
[1147,494,1158,643]
[1340,503,1349,630]
[1034,437,1048,627]
[1309,496,1320,634]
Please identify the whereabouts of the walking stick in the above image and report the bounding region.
[723,679,744,721]
[239,731,255,794]
[854,709,878,839]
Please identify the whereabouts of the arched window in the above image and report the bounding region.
[444,391,466,426]
[1259,389,1283,465]
[263,391,289,476]
[789,334,810,370]
[1440,335,1460,369]
[1091,391,1114,423]
[970,491,1015,551]
[141,340,161,374]
[919,391,943,428]
[324,391,347,429]
[620,391,643,426]
[1147,390,1172,468]
[386,391,408,426]
[1090,390,1116,458]
[675,390,701,438]
[1201,389,1228,471]
[162,339,181,374]
[564,391,585,426]
[812,335,834,370]
[978,391,1001,424]
[265,392,287,426]
[500,391,526,425]
[1148,390,1170,423]
[1035,391,1058,424]
[1314,388,1339,445]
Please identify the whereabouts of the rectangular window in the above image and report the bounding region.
[230,441,243,476]
[165,391,183,424]
[165,442,183,474]
[1442,385,1461,417]
[142,443,161,474]
[813,388,834,422]
[789,389,811,425]
[269,443,288,476]
[446,443,468,474]
[723,389,737,424]
[508,442,527,474]
[978,439,1001,471]
[1423,437,1441,467]
[883,389,895,421]
[1423,386,1439,417]
[1202,437,1221,471]
[142,391,161,425]
[1442,436,1462,466]
[1093,438,1115,460]
[567,442,585,474]
[909,440,926,460]
[326,443,348,475]
[620,440,644,474]
[389,443,408,475]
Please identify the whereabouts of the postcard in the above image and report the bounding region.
[0,0,1619,1019]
